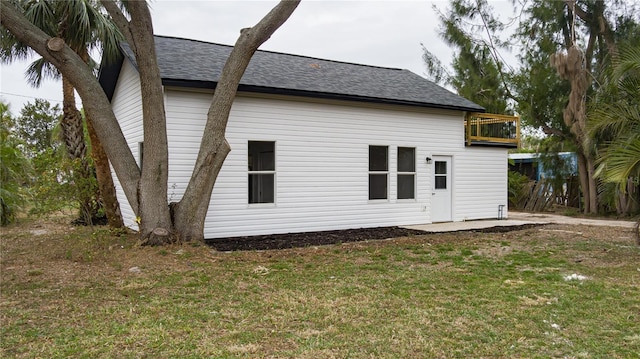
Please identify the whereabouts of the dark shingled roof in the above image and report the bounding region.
[100,35,484,112]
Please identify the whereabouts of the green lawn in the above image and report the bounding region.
[1,220,639,358]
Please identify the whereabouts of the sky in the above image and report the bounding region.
[0,0,515,116]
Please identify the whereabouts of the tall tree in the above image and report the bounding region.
[0,0,300,244]
[423,0,514,114]
[427,0,638,214]
[14,99,61,158]
[0,0,123,227]
[532,0,635,213]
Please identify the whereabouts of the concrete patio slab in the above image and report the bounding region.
[508,212,636,228]
[403,211,636,233]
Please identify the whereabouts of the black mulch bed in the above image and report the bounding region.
[205,224,541,251]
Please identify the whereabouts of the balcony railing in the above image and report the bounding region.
[465,112,520,148]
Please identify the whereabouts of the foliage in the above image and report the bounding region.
[588,44,640,215]
[428,0,640,214]
[589,45,640,188]
[424,0,512,114]
[0,102,32,225]
[513,1,571,135]
[0,0,122,84]
[507,169,529,209]
[14,98,61,157]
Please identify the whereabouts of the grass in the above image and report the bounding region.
[1,219,639,358]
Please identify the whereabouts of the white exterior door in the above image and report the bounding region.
[431,156,452,222]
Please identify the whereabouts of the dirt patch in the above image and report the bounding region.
[205,226,427,251]
[204,224,552,251]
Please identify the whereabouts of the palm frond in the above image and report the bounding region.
[25,57,61,87]
[612,45,640,81]
[23,0,58,35]
[598,138,640,189]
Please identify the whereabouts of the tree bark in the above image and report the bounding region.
[123,1,174,244]
[173,0,301,242]
[75,46,123,229]
[86,115,124,228]
[60,76,98,223]
[60,77,87,161]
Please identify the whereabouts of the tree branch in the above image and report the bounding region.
[475,0,519,102]
[175,0,301,241]
[100,0,136,53]
[541,123,566,138]
[570,1,591,22]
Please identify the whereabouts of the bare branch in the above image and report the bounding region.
[475,0,519,102]
[570,1,590,22]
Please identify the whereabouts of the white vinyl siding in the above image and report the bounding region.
[162,89,506,239]
[453,147,509,221]
[110,72,508,238]
[110,60,143,230]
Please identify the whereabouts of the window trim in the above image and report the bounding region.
[434,160,448,190]
[397,146,416,200]
[248,141,276,205]
[368,145,389,201]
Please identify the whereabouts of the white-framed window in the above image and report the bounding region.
[434,160,447,189]
[369,145,388,200]
[397,147,416,199]
[248,141,275,204]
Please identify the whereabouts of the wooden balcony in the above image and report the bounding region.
[465,112,520,148]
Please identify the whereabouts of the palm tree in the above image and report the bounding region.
[1,0,123,227]
[589,45,640,241]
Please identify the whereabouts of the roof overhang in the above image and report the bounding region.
[161,78,485,113]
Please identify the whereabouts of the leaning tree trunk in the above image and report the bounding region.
[172,0,301,242]
[76,47,124,229]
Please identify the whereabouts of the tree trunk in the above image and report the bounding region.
[576,151,590,213]
[60,76,97,223]
[173,0,301,242]
[586,154,598,213]
[551,43,598,214]
[126,2,174,244]
[60,77,87,161]
[86,114,123,228]
[76,45,124,229]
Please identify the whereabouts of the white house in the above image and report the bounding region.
[99,36,518,239]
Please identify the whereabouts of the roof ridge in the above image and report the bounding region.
[153,34,405,72]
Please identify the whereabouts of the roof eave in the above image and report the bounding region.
[161,79,485,113]
[98,55,124,102]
